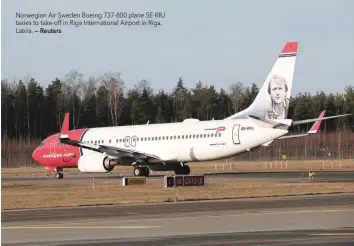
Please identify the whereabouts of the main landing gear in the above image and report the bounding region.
[133,166,150,177]
[174,164,191,175]
[55,167,64,179]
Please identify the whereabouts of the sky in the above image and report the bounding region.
[1,0,354,97]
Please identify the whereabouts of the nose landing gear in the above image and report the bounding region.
[54,167,64,179]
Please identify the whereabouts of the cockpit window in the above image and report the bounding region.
[38,141,44,147]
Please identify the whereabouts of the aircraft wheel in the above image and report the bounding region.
[134,167,141,176]
[142,166,150,177]
[183,165,190,175]
[55,172,64,179]
[175,164,190,175]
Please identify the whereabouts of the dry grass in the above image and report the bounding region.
[2,159,354,177]
[2,180,354,210]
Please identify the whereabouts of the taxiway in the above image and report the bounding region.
[2,193,354,245]
[2,170,354,185]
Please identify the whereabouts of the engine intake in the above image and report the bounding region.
[78,153,117,173]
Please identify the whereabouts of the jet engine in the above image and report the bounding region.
[78,153,117,173]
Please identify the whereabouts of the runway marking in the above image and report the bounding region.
[2,225,162,230]
[4,208,354,228]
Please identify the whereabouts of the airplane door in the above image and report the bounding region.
[131,135,137,147]
[232,124,240,144]
[124,136,130,147]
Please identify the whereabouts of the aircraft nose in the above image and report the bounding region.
[32,148,39,162]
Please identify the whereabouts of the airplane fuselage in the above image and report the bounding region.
[32,118,288,173]
[81,119,286,161]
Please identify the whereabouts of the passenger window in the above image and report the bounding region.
[162,136,165,140]
[159,137,161,140]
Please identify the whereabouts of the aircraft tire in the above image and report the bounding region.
[174,164,190,175]
[142,166,150,177]
[183,165,190,175]
[55,172,64,179]
[134,167,141,176]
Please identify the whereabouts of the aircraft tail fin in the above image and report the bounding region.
[59,112,70,139]
[225,41,298,120]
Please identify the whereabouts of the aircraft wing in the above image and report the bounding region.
[58,112,162,162]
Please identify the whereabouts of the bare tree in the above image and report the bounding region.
[101,72,126,126]
[134,79,154,96]
[55,81,71,130]
[228,82,245,113]
[63,70,86,129]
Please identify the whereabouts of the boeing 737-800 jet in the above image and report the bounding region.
[31,41,350,179]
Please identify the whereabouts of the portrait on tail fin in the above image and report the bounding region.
[224,41,297,121]
[265,74,290,119]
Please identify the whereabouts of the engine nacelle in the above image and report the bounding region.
[78,153,117,173]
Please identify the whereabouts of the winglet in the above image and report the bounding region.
[308,110,326,134]
[60,112,70,139]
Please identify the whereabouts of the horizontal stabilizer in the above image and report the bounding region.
[263,110,326,144]
[292,113,351,125]
[248,115,291,129]
[277,133,310,140]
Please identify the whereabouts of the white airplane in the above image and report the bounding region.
[31,41,350,178]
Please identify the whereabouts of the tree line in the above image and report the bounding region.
[1,69,354,140]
